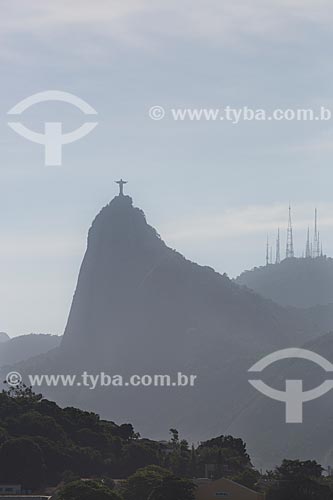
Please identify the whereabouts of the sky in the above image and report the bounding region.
[0,0,332,337]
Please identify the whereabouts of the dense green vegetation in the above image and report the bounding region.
[0,384,333,499]
[0,385,251,491]
[265,460,333,500]
[123,465,195,500]
[58,480,121,500]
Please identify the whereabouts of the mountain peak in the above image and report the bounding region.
[88,194,164,255]
[62,196,168,355]
[13,196,330,468]
[112,193,133,206]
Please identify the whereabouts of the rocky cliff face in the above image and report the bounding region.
[62,194,172,367]
[61,194,305,369]
[7,194,331,467]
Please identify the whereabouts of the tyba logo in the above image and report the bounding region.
[248,348,333,423]
[7,91,98,166]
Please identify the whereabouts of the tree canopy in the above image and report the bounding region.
[58,480,121,500]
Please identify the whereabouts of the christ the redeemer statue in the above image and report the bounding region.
[115,179,127,196]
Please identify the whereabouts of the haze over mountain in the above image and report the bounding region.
[61,193,306,364]
[0,334,61,368]
[227,330,333,469]
[236,257,333,308]
[5,190,332,467]
[0,332,9,343]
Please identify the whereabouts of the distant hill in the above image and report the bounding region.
[0,332,10,343]
[4,193,332,468]
[227,330,333,468]
[0,334,61,368]
[298,303,333,333]
[235,257,333,308]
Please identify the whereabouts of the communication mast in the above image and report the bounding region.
[285,205,294,259]
[275,228,281,264]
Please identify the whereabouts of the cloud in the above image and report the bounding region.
[2,0,333,72]
[161,202,333,243]
[0,232,84,260]
[3,0,333,54]
[290,128,333,153]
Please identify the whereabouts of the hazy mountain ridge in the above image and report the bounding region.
[235,257,333,308]
[62,195,317,355]
[227,330,333,468]
[4,194,332,467]
[0,332,10,343]
[0,334,61,368]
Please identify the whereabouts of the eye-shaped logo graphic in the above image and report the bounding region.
[248,348,333,423]
[7,91,98,166]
